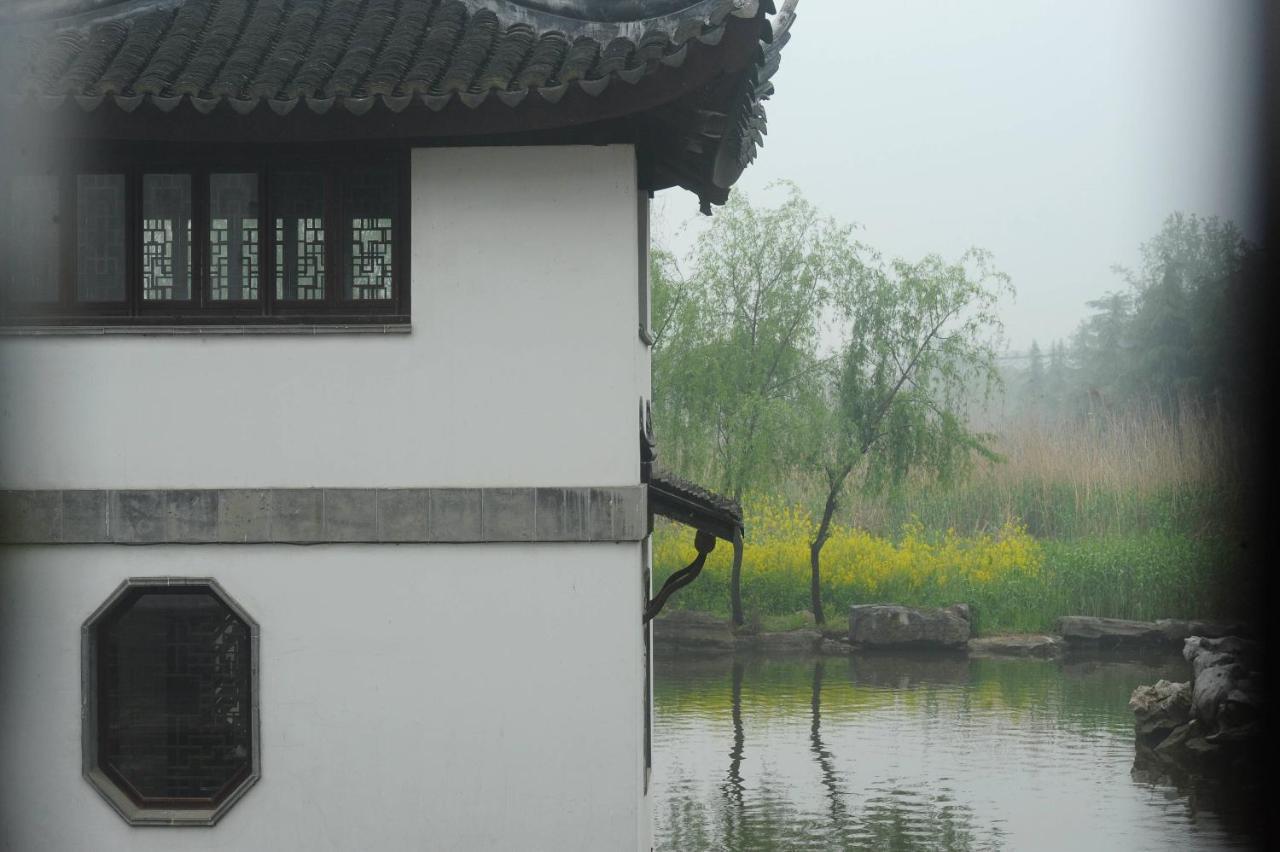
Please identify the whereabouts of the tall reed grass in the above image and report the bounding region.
[827,399,1246,540]
[652,403,1253,632]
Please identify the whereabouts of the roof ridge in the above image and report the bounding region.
[96,5,170,96]
[56,15,129,95]
[252,0,321,101]
[468,18,534,97]
[192,0,260,101]
[364,0,433,99]
[169,0,233,97]
[209,0,285,101]
[312,0,373,100]
[132,0,211,96]
[403,0,463,98]
[328,0,401,99]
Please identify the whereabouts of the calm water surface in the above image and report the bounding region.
[652,653,1259,851]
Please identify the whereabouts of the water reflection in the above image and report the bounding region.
[654,653,1258,851]
[809,660,851,838]
[721,659,745,851]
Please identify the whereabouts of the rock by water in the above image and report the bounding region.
[1059,616,1251,651]
[1130,634,1263,784]
[848,603,971,649]
[652,610,735,655]
[968,634,1062,658]
[738,630,822,654]
[1057,616,1166,647]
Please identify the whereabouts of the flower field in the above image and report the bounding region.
[653,402,1256,635]
[652,498,1247,634]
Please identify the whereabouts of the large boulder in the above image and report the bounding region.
[1129,679,1192,746]
[1058,616,1254,651]
[1182,636,1263,737]
[1056,616,1166,648]
[848,603,971,649]
[1155,619,1251,645]
[652,610,735,655]
[1131,634,1263,782]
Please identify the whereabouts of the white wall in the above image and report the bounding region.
[0,145,642,489]
[0,543,645,852]
[0,143,655,848]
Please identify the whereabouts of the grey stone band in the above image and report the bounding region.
[0,323,412,337]
[0,486,646,545]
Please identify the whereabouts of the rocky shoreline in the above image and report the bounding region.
[653,605,1251,659]
[1130,635,1263,782]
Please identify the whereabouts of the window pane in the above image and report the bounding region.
[209,173,260,301]
[98,589,253,803]
[273,172,326,301]
[344,168,395,301]
[2,174,60,303]
[76,174,126,302]
[142,174,192,301]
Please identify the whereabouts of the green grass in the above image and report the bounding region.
[653,405,1253,635]
[654,529,1252,636]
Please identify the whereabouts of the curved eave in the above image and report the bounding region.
[1,0,794,209]
[648,470,743,543]
[19,12,764,143]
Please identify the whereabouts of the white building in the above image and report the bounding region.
[0,2,791,849]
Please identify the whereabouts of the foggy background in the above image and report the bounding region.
[654,0,1267,356]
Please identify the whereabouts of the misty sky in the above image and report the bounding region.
[653,0,1265,355]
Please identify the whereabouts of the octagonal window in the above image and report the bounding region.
[83,578,259,826]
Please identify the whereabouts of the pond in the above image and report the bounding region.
[653,652,1259,851]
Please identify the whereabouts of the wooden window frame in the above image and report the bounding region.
[1,144,410,327]
[82,577,261,827]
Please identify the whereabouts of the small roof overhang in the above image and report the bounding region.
[648,469,742,542]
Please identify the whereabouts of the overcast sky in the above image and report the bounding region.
[653,0,1265,355]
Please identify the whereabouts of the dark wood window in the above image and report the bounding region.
[1,146,409,327]
[2,173,61,303]
[84,578,260,826]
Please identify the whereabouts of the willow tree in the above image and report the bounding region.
[804,249,1010,625]
[652,184,847,625]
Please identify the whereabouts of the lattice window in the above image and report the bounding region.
[344,168,396,300]
[2,174,60,303]
[2,149,407,325]
[142,174,192,301]
[273,172,326,301]
[85,579,259,826]
[209,173,259,301]
[76,174,127,302]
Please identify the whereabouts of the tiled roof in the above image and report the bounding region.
[1,0,769,115]
[0,0,796,207]
[649,468,743,541]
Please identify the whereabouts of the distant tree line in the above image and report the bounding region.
[1009,213,1263,421]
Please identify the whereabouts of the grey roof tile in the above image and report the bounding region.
[1,0,796,210]
[650,468,743,541]
[3,0,766,110]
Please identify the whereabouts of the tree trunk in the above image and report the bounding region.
[809,471,847,627]
[730,533,745,627]
[809,538,826,626]
[729,487,745,626]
